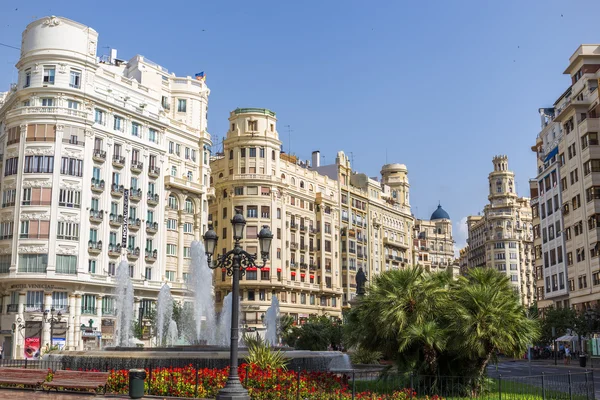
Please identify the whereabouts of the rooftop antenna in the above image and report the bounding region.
[350,152,355,168]
[283,125,293,155]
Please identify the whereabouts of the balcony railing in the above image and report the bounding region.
[130,161,143,173]
[81,307,97,315]
[108,244,121,256]
[89,209,104,222]
[127,247,140,259]
[290,242,299,250]
[145,249,158,261]
[112,155,125,167]
[102,308,116,316]
[6,304,18,313]
[24,304,43,312]
[129,188,142,201]
[128,218,141,230]
[146,221,158,233]
[147,192,159,205]
[88,240,102,253]
[148,166,160,178]
[92,149,106,162]
[111,184,124,196]
[91,178,105,192]
[109,214,123,226]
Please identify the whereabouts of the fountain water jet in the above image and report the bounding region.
[114,260,134,346]
[189,241,216,344]
[167,320,179,346]
[264,296,280,346]
[156,284,174,346]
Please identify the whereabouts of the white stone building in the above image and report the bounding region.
[0,16,211,358]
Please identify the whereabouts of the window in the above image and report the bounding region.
[148,128,158,143]
[81,294,96,314]
[69,69,81,88]
[235,187,244,196]
[241,148,246,157]
[249,148,257,157]
[177,99,187,112]
[95,109,105,124]
[18,254,48,273]
[167,219,177,230]
[183,222,193,233]
[4,157,18,176]
[131,122,141,137]
[145,267,152,280]
[168,195,178,210]
[60,157,83,176]
[24,155,54,173]
[108,263,116,276]
[247,206,258,218]
[183,247,191,258]
[114,116,124,132]
[248,120,258,131]
[57,221,79,240]
[166,244,177,256]
[43,66,55,84]
[24,69,31,88]
[246,271,257,280]
[88,260,96,274]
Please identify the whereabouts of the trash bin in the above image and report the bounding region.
[129,368,146,399]
[580,354,587,368]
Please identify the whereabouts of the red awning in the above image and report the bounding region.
[277,268,281,272]
[221,268,226,272]
[261,267,270,271]
[246,267,257,271]
[310,275,314,279]
[301,273,306,277]
[291,271,296,276]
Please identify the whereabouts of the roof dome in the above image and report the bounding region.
[430,204,450,220]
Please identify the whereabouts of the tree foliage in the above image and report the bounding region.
[344,266,539,384]
[283,315,343,351]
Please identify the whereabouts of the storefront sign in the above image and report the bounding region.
[10,284,67,291]
[24,337,40,360]
[122,189,129,247]
[82,331,101,338]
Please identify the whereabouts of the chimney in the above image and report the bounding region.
[312,151,320,168]
[110,49,118,65]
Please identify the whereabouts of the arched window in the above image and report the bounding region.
[291,177,296,185]
[392,190,397,198]
[185,198,194,213]
[309,184,314,192]
[229,150,233,160]
[210,176,214,185]
[219,173,224,178]
[281,173,286,181]
[168,194,178,210]
[300,181,305,189]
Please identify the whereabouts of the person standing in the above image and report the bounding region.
[564,344,571,365]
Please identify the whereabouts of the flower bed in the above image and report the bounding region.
[104,363,442,399]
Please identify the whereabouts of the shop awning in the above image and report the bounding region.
[556,334,578,342]
[310,275,314,279]
[246,267,257,271]
[544,146,559,162]
[277,268,281,272]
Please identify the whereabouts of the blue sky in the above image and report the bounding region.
[0,0,597,252]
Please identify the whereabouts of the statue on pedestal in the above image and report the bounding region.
[356,267,367,296]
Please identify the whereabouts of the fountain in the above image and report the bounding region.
[189,241,216,344]
[166,320,179,346]
[45,241,350,372]
[264,296,280,346]
[114,260,134,347]
[156,284,174,346]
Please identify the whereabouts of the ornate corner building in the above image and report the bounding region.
[465,156,535,306]
[0,16,211,358]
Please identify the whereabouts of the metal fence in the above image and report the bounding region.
[0,359,595,399]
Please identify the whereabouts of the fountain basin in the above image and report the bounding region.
[45,348,352,372]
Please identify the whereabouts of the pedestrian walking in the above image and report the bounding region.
[564,344,571,365]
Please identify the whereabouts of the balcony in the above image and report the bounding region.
[128,218,141,230]
[145,249,158,262]
[102,307,116,316]
[130,188,142,201]
[112,155,125,168]
[6,304,18,313]
[290,242,299,250]
[108,244,121,256]
[146,221,158,234]
[290,222,298,230]
[88,240,102,254]
[310,228,320,235]
[92,149,106,162]
[148,166,160,178]
[81,307,97,315]
[91,178,105,193]
[309,264,317,271]
[579,117,600,135]
[127,247,140,260]
[25,304,43,312]
[147,192,159,206]
[111,184,124,197]
[109,214,123,227]
[300,225,307,232]
[89,209,104,223]
[130,161,143,173]
[299,262,308,269]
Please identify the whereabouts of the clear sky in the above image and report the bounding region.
[0,0,598,253]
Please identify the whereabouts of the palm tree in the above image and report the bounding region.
[345,266,449,371]
[397,320,447,376]
[448,268,539,381]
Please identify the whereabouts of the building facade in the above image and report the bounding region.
[464,156,535,306]
[0,16,211,358]
[539,44,600,312]
[209,109,342,326]
[531,108,568,312]
[413,205,455,274]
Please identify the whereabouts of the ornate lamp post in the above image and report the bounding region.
[43,308,63,348]
[203,211,273,400]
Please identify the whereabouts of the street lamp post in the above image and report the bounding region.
[43,308,63,348]
[203,211,273,400]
